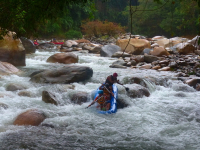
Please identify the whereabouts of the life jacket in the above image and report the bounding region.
[95,95,106,105]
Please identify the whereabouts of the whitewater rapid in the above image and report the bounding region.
[0,49,200,150]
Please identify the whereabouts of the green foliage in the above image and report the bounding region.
[81,20,126,38]
[65,30,82,39]
[122,0,200,37]
[0,0,93,38]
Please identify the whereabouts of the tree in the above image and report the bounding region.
[0,0,93,38]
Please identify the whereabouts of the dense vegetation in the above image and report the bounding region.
[0,0,199,39]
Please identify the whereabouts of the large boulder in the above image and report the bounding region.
[144,55,159,63]
[13,109,46,126]
[30,65,93,84]
[150,46,170,57]
[0,31,25,66]
[100,44,121,57]
[0,61,20,75]
[20,37,36,54]
[116,38,151,55]
[127,84,150,98]
[176,43,195,54]
[63,40,78,47]
[46,53,78,64]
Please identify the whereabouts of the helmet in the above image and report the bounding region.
[98,90,103,94]
[113,73,118,77]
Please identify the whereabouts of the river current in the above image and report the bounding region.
[0,48,200,150]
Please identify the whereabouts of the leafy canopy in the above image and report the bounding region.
[0,0,92,38]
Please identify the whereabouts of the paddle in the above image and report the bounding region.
[117,83,129,91]
[86,95,103,109]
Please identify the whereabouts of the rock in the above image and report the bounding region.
[37,43,55,49]
[158,67,171,71]
[100,45,121,57]
[0,31,25,66]
[139,64,152,69]
[109,64,127,69]
[82,44,95,51]
[116,38,151,54]
[127,77,148,88]
[144,55,159,63]
[63,40,78,47]
[150,46,170,57]
[112,52,131,58]
[0,61,20,75]
[111,59,126,66]
[30,65,93,84]
[89,46,101,54]
[46,53,78,64]
[127,84,150,98]
[152,65,161,70]
[6,83,27,91]
[70,92,89,105]
[60,47,73,52]
[176,43,195,55]
[131,55,144,63]
[0,103,8,109]
[142,48,153,55]
[42,91,59,105]
[20,37,36,54]
[117,98,129,109]
[75,39,91,43]
[18,91,32,97]
[13,109,46,126]
[185,78,200,89]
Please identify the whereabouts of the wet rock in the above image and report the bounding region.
[71,92,89,105]
[174,92,187,97]
[42,91,59,105]
[100,44,121,57]
[126,84,150,98]
[109,64,127,69]
[117,98,129,109]
[0,103,8,109]
[30,65,93,84]
[128,77,148,88]
[185,78,200,89]
[18,91,32,97]
[144,55,159,63]
[46,53,78,64]
[20,37,36,54]
[0,31,25,66]
[139,64,152,69]
[60,47,73,52]
[158,67,171,71]
[6,83,27,91]
[13,109,46,126]
[152,65,161,70]
[0,61,21,75]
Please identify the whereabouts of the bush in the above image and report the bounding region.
[65,30,82,39]
[81,20,126,38]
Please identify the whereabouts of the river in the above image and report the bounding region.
[0,48,200,150]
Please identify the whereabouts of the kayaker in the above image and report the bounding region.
[105,73,120,86]
[86,90,110,111]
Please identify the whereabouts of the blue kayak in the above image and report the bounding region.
[94,84,118,114]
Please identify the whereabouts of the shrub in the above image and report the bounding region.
[65,30,82,39]
[81,20,126,38]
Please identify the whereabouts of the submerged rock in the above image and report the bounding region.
[47,53,78,64]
